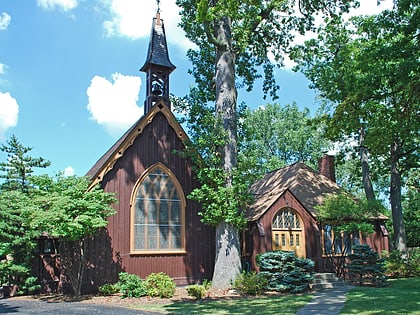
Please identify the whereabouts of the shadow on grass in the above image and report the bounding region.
[341,278,420,315]
[162,294,313,315]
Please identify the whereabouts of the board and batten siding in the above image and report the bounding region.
[83,112,215,293]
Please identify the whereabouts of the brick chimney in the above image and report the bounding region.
[318,154,336,183]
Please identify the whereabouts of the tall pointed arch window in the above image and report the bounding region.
[131,163,185,254]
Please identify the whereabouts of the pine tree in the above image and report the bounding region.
[347,244,386,286]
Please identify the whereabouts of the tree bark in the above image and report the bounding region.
[212,15,241,289]
[212,222,242,289]
[390,140,407,253]
[359,126,376,201]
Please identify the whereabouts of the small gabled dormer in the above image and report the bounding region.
[140,9,176,115]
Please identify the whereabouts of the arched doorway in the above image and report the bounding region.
[271,208,305,257]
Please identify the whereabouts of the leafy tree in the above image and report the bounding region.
[291,1,420,252]
[0,135,50,192]
[0,190,38,293]
[316,193,384,235]
[239,102,332,178]
[28,175,117,296]
[403,169,420,247]
[316,192,386,276]
[175,0,358,289]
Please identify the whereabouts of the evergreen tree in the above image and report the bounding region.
[0,135,50,192]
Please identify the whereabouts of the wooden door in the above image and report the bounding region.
[272,209,305,257]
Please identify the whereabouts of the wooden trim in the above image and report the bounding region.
[130,250,187,256]
[129,162,186,254]
[88,103,188,190]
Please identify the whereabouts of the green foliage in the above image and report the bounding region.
[98,283,120,295]
[239,103,332,177]
[316,193,385,234]
[116,272,177,298]
[28,175,117,240]
[403,181,420,247]
[346,244,387,286]
[0,135,50,192]
[19,276,41,295]
[256,251,314,293]
[186,284,207,300]
[144,272,176,298]
[384,249,420,278]
[177,0,357,103]
[291,3,419,251]
[233,271,268,296]
[117,272,148,298]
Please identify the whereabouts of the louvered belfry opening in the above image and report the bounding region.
[140,11,176,115]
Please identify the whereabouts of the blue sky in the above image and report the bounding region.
[0,0,393,177]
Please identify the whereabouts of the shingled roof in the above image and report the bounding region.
[246,162,342,221]
[140,13,176,73]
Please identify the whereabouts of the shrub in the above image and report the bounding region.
[186,284,206,300]
[256,251,314,293]
[384,248,420,278]
[117,272,148,298]
[233,271,267,295]
[347,244,386,286]
[98,283,120,295]
[144,272,176,298]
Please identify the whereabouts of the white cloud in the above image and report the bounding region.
[0,64,5,76]
[86,72,143,136]
[103,0,193,50]
[63,166,75,176]
[0,12,11,30]
[0,92,19,140]
[37,0,78,12]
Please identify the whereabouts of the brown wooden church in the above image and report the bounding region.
[32,11,390,294]
[81,12,215,292]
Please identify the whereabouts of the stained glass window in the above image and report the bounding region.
[272,209,301,229]
[132,165,185,252]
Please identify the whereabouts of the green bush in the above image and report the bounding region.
[145,272,176,298]
[117,272,148,298]
[98,283,120,295]
[384,248,420,278]
[20,276,41,295]
[186,284,206,300]
[233,271,267,295]
[256,251,314,293]
[347,244,386,286]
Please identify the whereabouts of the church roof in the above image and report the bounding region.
[246,162,342,221]
[86,102,187,190]
[140,13,176,72]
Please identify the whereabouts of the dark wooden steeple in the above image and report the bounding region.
[140,10,176,115]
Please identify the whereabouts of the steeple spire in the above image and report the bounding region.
[140,6,176,115]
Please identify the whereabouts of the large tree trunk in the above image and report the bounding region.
[390,140,407,253]
[212,222,241,289]
[212,15,241,289]
[359,126,376,201]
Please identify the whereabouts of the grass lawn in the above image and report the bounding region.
[131,294,313,315]
[341,277,420,315]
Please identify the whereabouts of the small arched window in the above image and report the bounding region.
[131,163,185,254]
[272,209,301,230]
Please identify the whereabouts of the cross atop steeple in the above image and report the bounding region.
[140,3,176,115]
[156,0,161,13]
